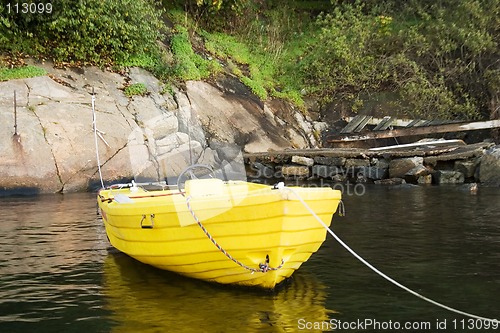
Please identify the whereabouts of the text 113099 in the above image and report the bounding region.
[5,2,53,14]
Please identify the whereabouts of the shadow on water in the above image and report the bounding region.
[103,252,337,333]
[0,187,40,197]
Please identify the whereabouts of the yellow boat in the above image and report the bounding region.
[98,171,341,289]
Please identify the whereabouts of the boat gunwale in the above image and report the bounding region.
[98,181,342,203]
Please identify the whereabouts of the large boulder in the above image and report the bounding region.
[311,165,342,179]
[291,155,314,166]
[185,79,317,153]
[389,157,424,178]
[281,165,310,178]
[313,156,346,166]
[433,170,465,184]
[479,145,500,185]
[454,160,478,179]
[404,164,431,183]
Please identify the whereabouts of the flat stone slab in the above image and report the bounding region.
[423,143,491,164]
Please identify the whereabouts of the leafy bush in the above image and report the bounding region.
[299,4,385,109]
[1,0,165,65]
[174,0,254,32]
[298,1,497,119]
[395,0,497,119]
[118,53,160,70]
[2,0,497,120]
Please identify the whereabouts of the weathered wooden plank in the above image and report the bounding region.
[369,139,466,151]
[373,116,393,131]
[406,119,426,127]
[340,115,367,133]
[328,119,500,143]
[353,116,372,132]
[344,116,419,127]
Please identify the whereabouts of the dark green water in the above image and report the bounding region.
[0,185,499,332]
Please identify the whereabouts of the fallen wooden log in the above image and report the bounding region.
[328,119,500,143]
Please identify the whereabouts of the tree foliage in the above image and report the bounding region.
[299,0,499,119]
[179,0,498,120]
[165,0,256,32]
[1,0,498,121]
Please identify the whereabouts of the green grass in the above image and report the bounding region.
[170,26,221,81]
[195,11,316,107]
[201,29,295,103]
[162,7,314,106]
[117,53,159,69]
[124,83,148,97]
[203,32,252,64]
[0,65,47,81]
[240,76,268,100]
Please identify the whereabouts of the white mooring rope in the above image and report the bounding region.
[91,90,105,189]
[284,185,499,323]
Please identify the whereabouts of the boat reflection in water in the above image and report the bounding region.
[103,252,336,332]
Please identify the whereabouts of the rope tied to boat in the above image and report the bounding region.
[283,185,499,324]
[185,195,284,274]
[338,199,345,217]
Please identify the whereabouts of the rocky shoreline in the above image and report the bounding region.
[1,64,499,195]
[245,142,500,186]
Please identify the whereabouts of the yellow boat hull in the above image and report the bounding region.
[97,180,341,289]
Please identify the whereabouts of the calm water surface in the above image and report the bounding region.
[0,185,499,332]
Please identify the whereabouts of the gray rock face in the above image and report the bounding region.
[0,64,320,193]
[185,80,309,153]
[479,145,500,185]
